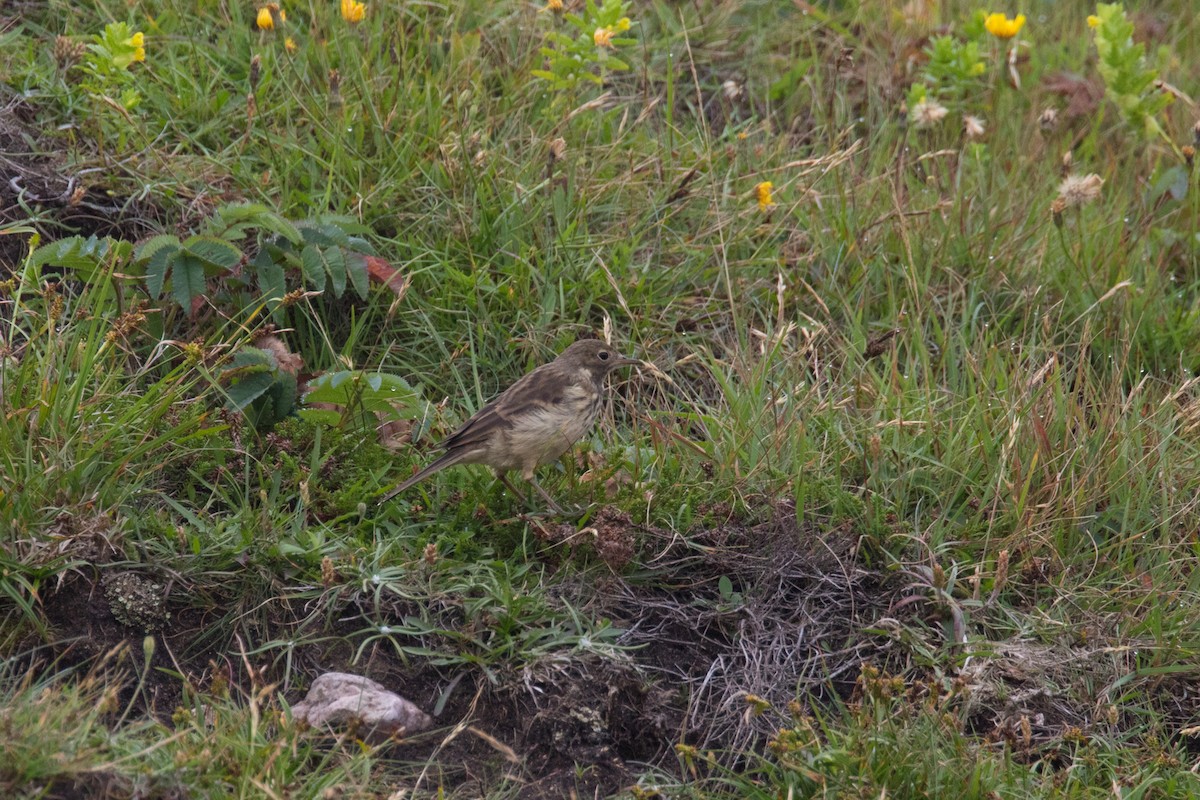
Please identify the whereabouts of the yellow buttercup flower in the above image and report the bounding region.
[984,12,1025,39]
[285,36,297,53]
[341,0,366,23]
[593,26,614,47]
[1086,15,1100,28]
[755,181,774,211]
[616,17,631,31]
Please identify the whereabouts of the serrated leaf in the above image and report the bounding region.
[257,259,287,304]
[170,251,207,313]
[325,246,347,297]
[346,235,375,256]
[135,234,182,262]
[225,371,276,411]
[30,236,128,277]
[183,235,243,272]
[346,251,370,299]
[300,244,327,292]
[323,225,351,248]
[145,242,177,299]
[298,225,337,248]
[212,202,303,244]
[268,375,298,422]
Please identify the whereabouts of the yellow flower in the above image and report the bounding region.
[341,0,366,24]
[755,181,774,211]
[125,31,146,62]
[1086,15,1100,28]
[593,26,614,47]
[285,36,297,53]
[256,4,285,30]
[984,12,1025,39]
[616,17,631,31]
[545,0,564,10]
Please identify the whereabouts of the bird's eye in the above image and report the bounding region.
[598,351,610,361]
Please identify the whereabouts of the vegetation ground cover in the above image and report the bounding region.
[3,0,1200,797]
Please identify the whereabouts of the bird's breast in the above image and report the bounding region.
[505,381,601,467]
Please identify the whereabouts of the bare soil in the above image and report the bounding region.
[26,501,908,799]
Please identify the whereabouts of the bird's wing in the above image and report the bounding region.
[437,363,569,452]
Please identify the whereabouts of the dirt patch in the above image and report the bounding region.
[0,94,162,272]
[18,504,953,797]
[598,502,903,756]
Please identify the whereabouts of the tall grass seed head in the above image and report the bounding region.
[910,97,948,128]
[53,35,87,68]
[1058,173,1103,208]
[963,115,985,139]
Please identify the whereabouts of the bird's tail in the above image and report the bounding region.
[379,450,468,504]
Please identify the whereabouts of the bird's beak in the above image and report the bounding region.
[615,355,642,367]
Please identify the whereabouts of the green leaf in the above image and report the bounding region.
[226,371,276,411]
[170,251,207,312]
[135,234,182,263]
[346,251,369,300]
[325,246,347,298]
[210,202,303,243]
[144,241,178,299]
[183,235,243,272]
[303,371,427,420]
[30,236,129,277]
[300,244,327,292]
[257,259,287,305]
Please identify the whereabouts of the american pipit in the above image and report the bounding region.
[381,339,639,512]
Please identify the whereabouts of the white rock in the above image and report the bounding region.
[292,672,433,739]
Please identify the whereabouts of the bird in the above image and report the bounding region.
[381,339,640,512]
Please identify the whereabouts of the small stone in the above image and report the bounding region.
[291,672,433,741]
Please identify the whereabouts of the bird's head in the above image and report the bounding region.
[556,339,640,379]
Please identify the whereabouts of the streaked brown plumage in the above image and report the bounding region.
[381,340,639,511]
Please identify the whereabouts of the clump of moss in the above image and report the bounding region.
[103,571,170,632]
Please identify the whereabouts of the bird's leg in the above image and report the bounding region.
[526,476,565,515]
[497,471,565,515]
[496,472,538,509]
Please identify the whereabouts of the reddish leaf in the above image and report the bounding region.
[364,255,409,297]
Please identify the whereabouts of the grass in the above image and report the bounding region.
[3,0,1200,796]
